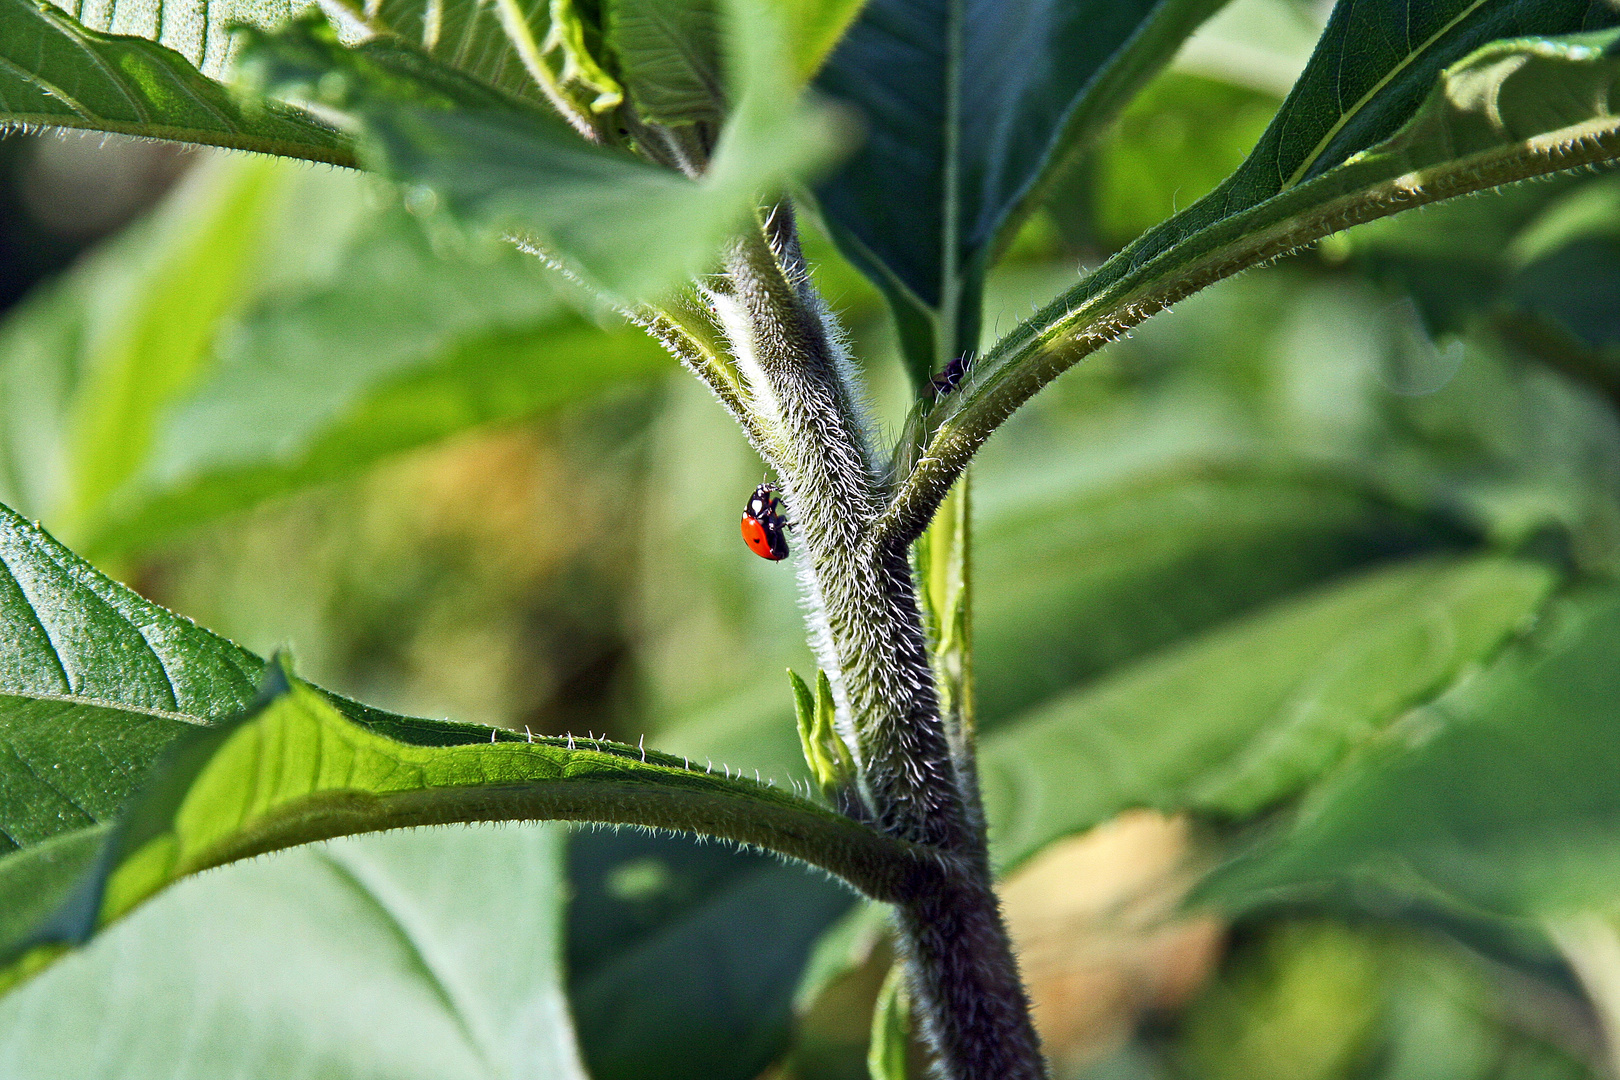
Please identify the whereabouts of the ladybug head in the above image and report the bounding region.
[749,483,779,516]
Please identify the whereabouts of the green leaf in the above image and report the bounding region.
[977,555,1557,874]
[244,2,844,301]
[603,0,868,127]
[606,0,724,125]
[890,21,1620,542]
[60,155,285,539]
[1199,584,1620,919]
[568,831,855,1080]
[972,470,1460,727]
[0,656,910,991]
[0,0,353,163]
[6,0,563,161]
[791,668,855,799]
[779,0,869,83]
[0,825,591,1080]
[1167,919,1595,1080]
[549,0,628,116]
[0,495,264,988]
[0,500,263,855]
[866,961,910,1080]
[0,156,667,555]
[812,0,1227,379]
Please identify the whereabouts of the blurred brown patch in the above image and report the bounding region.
[999,809,1225,1075]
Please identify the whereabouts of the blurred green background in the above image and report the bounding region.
[5,0,1620,1077]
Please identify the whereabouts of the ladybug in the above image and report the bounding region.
[741,483,791,561]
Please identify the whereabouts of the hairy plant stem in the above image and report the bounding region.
[720,204,1045,1080]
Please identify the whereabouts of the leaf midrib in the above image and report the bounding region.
[939,0,964,363]
[0,690,211,726]
[312,847,499,1076]
[1282,0,1488,189]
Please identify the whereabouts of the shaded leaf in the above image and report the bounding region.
[813,0,1227,378]
[607,0,724,125]
[1169,921,1592,1080]
[1346,169,1620,404]
[0,825,590,1080]
[977,555,1557,873]
[604,0,869,127]
[973,470,1460,727]
[569,830,855,1080]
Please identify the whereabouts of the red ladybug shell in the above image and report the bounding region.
[741,484,790,561]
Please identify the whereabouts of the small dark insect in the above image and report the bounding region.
[929,352,972,397]
[741,483,792,561]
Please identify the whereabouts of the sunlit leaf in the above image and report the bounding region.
[0,660,904,992]
[0,0,352,162]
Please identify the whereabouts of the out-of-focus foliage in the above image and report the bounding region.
[0,155,669,555]
[1343,169,1620,406]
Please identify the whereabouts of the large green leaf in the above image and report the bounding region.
[602,0,869,125]
[887,19,1620,541]
[1200,584,1620,919]
[0,0,352,162]
[0,662,907,992]
[243,0,844,301]
[976,555,1557,873]
[0,825,590,1080]
[0,156,667,555]
[812,0,1228,379]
